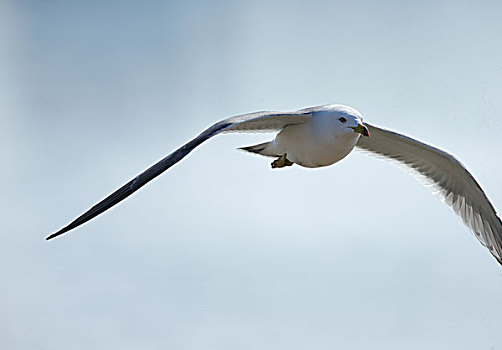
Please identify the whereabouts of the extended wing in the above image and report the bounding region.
[356,123,502,264]
[47,109,313,240]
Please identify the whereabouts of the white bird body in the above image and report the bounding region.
[268,106,363,167]
[48,104,502,266]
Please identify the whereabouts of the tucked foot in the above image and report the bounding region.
[271,154,294,168]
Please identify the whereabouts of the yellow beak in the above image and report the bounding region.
[350,123,370,137]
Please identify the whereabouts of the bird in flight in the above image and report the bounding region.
[47,104,502,265]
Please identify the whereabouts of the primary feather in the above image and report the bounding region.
[356,123,502,264]
[46,109,314,240]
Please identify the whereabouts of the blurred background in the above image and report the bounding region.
[2,1,502,349]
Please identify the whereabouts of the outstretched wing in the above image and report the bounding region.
[47,109,313,240]
[356,122,502,264]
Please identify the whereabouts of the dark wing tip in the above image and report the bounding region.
[45,121,230,243]
[46,226,71,241]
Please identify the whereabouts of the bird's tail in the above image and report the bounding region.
[238,141,279,157]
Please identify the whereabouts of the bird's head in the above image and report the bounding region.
[323,105,370,138]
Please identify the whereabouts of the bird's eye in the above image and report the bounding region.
[338,117,347,123]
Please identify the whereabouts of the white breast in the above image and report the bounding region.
[271,119,360,168]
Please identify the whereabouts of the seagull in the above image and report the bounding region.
[47,104,502,265]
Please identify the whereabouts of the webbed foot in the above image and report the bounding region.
[271,154,294,168]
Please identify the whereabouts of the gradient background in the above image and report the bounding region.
[2,1,502,349]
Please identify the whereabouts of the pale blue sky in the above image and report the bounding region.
[2,1,502,349]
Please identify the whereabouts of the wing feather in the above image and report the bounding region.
[356,123,502,264]
[47,110,313,240]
